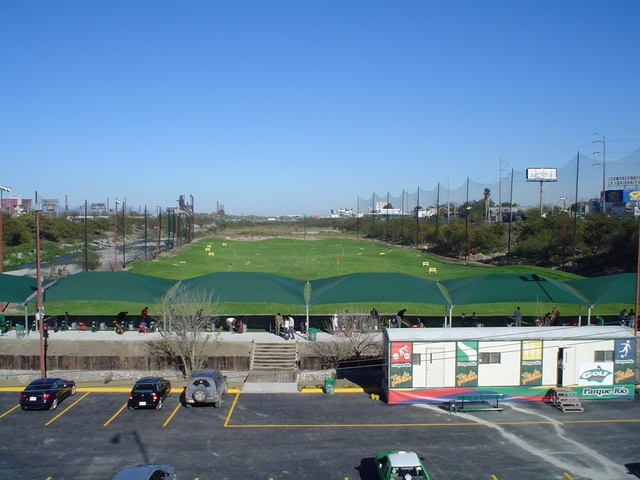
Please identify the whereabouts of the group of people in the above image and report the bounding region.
[619,309,636,328]
[225,317,248,334]
[460,312,481,327]
[515,306,562,327]
[273,313,296,340]
[114,307,149,335]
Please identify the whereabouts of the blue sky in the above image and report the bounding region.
[1,1,639,216]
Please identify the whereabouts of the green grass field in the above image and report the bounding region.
[130,237,581,281]
[35,236,629,320]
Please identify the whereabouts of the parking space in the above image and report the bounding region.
[0,389,638,479]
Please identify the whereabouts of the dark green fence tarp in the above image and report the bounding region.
[35,271,178,304]
[177,272,306,305]
[11,270,634,310]
[309,273,451,306]
[567,273,637,306]
[0,274,44,303]
[440,273,589,306]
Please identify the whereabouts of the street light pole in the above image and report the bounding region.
[34,198,45,380]
[465,206,471,263]
[559,196,567,271]
[498,157,508,222]
[114,199,120,271]
[156,204,161,260]
[122,199,126,269]
[0,185,11,312]
[144,205,148,260]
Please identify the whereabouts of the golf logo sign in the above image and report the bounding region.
[578,363,613,386]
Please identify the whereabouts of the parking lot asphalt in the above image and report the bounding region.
[0,387,639,480]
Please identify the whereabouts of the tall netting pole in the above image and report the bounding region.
[435,183,440,247]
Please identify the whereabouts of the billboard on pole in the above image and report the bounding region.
[526,168,557,182]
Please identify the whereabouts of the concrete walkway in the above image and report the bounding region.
[1,328,360,343]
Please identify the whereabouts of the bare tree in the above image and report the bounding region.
[148,284,222,377]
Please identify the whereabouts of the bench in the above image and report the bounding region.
[452,393,504,413]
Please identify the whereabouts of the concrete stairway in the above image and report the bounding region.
[247,342,297,384]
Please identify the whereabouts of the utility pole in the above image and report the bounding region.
[507,168,514,265]
[572,153,580,273]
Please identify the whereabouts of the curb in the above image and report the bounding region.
[0,387,244,394]
[300,387,381,394]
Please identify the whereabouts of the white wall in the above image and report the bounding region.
[542,340,614,386]
[478,341,521,386]
[412,342,456,388]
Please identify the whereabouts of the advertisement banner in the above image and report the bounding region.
[389,342,413,388]
[391,342,412,363]
[605,190,624,202]
[605,190,638,202]
[578,362,614,386]
[455,341,478,387]
[520,341,543,386]
[613,339,636,384]
[389,363,413,388]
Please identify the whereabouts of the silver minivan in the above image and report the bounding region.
[184,369,228,407]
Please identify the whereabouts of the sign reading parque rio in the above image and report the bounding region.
[580,386,632,398]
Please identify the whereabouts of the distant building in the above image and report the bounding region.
[1,195,32,215]
[330,208,360,218]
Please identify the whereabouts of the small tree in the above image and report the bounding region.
[149,284,222,377]
[483,188,491,223]
[312,307,383,369]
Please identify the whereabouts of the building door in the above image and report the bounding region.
[557,347,576,386]
[424,348,445,388]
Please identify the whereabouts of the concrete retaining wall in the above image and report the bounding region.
[0,355,251,372]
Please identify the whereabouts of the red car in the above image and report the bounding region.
[19,377,76,410]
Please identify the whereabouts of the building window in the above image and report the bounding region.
[594,350,613,362]
[412,353,421,366]
[480,352,501,364]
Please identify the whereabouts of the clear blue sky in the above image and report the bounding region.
[1,1,639,216]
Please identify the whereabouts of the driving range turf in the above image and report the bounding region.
[36,236,625,318]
